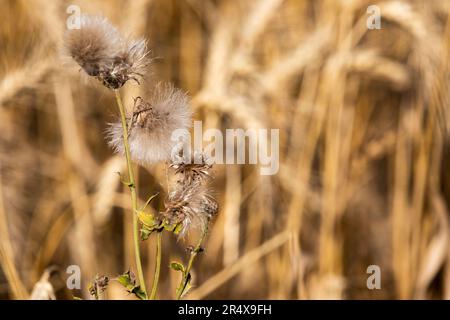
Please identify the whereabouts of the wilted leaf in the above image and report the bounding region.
[116,270,147,300]
[137,211,156,228]
[117,270,135,290]
[88,275,109,300]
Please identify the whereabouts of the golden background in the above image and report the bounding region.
[0,0,450,299]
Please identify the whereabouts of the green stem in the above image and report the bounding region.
[149,231,162,300]
[176,225,208,300]
[114,89,148,299]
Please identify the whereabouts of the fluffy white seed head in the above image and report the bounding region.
[64,15,150,89]
[107,83,192,164]
[163,153,218,237]
[164,180,218,237]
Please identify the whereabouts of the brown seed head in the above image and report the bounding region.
[64,15,150,89]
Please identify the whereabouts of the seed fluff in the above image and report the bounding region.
[64,15,150,89]
[107,83,192,164]
[162,153,218,237]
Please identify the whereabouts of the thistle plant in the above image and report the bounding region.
[64,14,218,300]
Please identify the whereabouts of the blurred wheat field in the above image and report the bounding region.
[0,0,450,300]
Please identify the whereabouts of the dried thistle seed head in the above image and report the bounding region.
[64,15,150,89]
[99,38,150,89]
[163,151,218,237]
[64,15,122,77]
[88,275,109,298]
[121,38,149,79]
[171,152,213,185]
[107,83,192,164]
[162,180,218,237]
[200,195,219,217]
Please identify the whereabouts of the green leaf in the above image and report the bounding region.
[180,281,192,299]
[131,286,147,300]
[137,211,156,228]
[140,228,151,241]
[163,221,175,232]
[163,221,183,234]
[139,211,162,240]
[117,271,135,291]
[173,223,183,235]
[169,262,185,273]
[116,270,147,300]
[179,273,192,299]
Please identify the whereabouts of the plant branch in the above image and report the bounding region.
[176,224,209,300]
[114,89,147,299]
[149,231,162,299]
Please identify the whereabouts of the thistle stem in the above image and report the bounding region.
[114,89,148,299]
[150,231,162,300]
[176,225,208,300]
